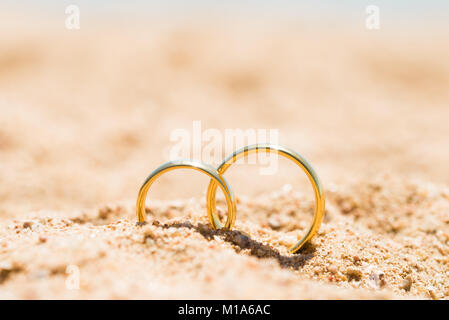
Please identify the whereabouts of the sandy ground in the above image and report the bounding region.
[0,13,449,299]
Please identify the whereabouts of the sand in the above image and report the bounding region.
[0,14,449,299]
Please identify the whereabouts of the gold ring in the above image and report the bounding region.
[136,159,236,228]
[206,144,325,253]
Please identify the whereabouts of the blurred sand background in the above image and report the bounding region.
[0,2,449,299]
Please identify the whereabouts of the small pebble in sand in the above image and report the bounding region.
[345,268,362,282]
[328,265,338,274]
[98,206,113,219]
[38,236,47,244]
[427,286,438,300]
[400,276,413,291]
[23,221,34,229]
[232,233,251,248]
[142,227,157,244]
[368,271,386,289]
[268,217,281,230]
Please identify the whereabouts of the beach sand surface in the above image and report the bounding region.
[1,15,449,299]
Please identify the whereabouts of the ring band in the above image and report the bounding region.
[206,144,325,253]
[136,159,236,229]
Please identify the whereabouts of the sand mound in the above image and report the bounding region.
[1,176,448,299]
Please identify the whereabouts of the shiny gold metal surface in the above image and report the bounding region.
[206,144,325,253]
[136,159,236,228]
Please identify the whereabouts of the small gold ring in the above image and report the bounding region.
[136,159,236,228]
[206,144,325,253]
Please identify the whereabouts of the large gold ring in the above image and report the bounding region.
[206,144,325,253]
[136,159,236,228]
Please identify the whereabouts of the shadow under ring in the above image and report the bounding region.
[136,159,236,229]
[206,144,325,254]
